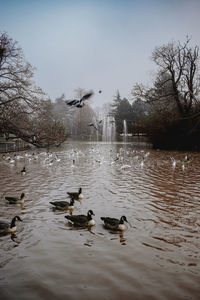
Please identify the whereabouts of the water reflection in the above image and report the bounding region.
[0,142,200,299]
[110,232,127,246]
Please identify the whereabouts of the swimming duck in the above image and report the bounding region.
[101,216,128,231]
[5,193,26,204]
[183,155,190,162]
[21,166,26,175]
[0,216,22,234]
[70,159,76,168]
[67,188,83,200]
[49,198,74,210]
[65,210,95,227]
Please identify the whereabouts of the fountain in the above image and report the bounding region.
[121,119,132,140]
[102,115,116,142]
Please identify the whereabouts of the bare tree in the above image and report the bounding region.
[152,38,200,116]
[131,38,200,149]
[0,33,44,134]
[0,33,68,148]
[132,38,200,117]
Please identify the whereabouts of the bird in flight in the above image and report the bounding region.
[88,122,98,130]
[88,119,103,131]
[65,90,94,108]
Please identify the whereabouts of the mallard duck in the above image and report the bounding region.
[5,193,26,204]
[67,188,83,200]
[101,216,128,231]
[49,198,74,210]
[65,210,95,227]
[0,216,22,234]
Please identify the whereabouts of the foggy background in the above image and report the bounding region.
[1,0,200,107]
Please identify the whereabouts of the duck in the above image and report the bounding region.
[67,188,83,200]
[65,210,95,227]
[101,215,128,231]
[70,159,76,168]
[49,198,74,210]
[183,155,190,162]
[21,166,26,175]
[0,216,22,234]
[5,193,26,204]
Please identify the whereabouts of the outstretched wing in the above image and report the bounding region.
[80,91,94,102]
[65,90,93,107]
[88,123,98,130]
[65,99,79,106]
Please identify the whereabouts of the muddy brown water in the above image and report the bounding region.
[0,141,199,300]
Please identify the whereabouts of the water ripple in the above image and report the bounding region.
[0,142,200,299]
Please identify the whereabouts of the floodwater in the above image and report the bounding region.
[0,141,199,300]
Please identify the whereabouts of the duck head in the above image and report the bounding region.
[88,210,94,216]
[20,193,26,199]
[14,216,23,222]
[10,216,23,228]
[120,216,128,224]
[87,210,95,219]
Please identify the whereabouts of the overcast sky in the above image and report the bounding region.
[1,0,200,107]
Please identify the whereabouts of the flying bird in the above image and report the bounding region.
[88,122,98,130]
[65,91,94,108]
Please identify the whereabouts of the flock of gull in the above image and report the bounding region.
[0,145,190,237]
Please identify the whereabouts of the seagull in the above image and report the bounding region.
[170,157,176,168]
[65,91,94,108]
